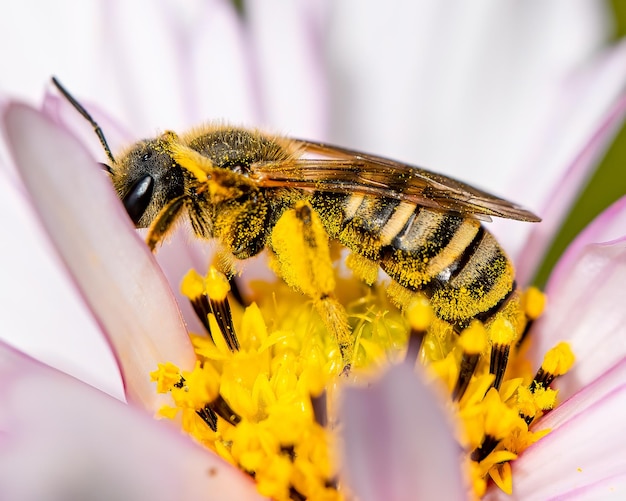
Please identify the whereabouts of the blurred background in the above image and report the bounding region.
[544,0,626,284]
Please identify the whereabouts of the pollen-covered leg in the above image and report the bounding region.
[346,252,379,285]
[145,195,186,250]
[269,201,352,364]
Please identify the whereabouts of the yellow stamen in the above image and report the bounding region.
[205,267,231,301]
[459,321,488,354]
[522,286,547,320]
[152,266,573,500]
[406,294,433,332]
[541,342,576,377]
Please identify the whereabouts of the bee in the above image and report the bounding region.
[52,77,539,380]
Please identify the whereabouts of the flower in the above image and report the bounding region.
[2,0,626,499]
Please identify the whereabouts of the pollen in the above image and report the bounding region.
[152,265,573,500]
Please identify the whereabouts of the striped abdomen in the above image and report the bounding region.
[310,192,516,329]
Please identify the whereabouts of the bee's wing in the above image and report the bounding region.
[250,139,540,222]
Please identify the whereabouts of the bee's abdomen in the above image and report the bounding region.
[311,192,515,327]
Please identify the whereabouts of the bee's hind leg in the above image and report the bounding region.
[269,201,353,369]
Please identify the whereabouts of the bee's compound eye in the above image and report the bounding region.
[123,175,154,225]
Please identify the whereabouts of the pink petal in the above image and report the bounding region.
[40,89,223,334]
[485,385,626,500]
[534,239,626,401]
[0,166,123,400]
[3,103,195,411]
[528,195,626,400]
[536,358,626,433]
[0,341,263,501]
[556,473,626,500]
[485,364,626,499]
[549,195,626,288]
[340,363,466,501]
[42,90,133,162]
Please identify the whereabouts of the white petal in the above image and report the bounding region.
[0,1,103,106]
[0,166,123,400]
[340,363,466,501]
[187,0,260,125]
[101,0,194,133]
[0,341,264,501]
[326,0,609,180]
[3,103,195,411]
[507,42,626,278]
[246,0,329,137]
[324,1,624,263]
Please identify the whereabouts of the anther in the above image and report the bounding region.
[453,321,487,401]
[210,394,241,426]
[192,294,215,339]
[453,353,480,401]
[517,287,547,347]
[471,435,499,462]
[289,486,307,501]
[488,317,515,391]
[206,268,240,351]
[182,268,240,351]
[196,404,218,431]
[489,344,510,391]
[209,295,239,351]
[182,270,215,340]
[228,274,249,307]
[530,342,575,392]
[280,445,296,461]
[404,295,432,364]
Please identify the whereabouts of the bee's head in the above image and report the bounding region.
[111,134,185,228]
[51,77,185,229]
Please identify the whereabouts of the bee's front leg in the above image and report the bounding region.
[269,200,352,368]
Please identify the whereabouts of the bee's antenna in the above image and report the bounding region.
[51,76,116,166]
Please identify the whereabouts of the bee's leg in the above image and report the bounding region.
[270,201,352,367]
[145,195,186,251]
[168,141,214,181]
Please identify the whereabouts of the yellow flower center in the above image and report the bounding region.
[151,269,573,500]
